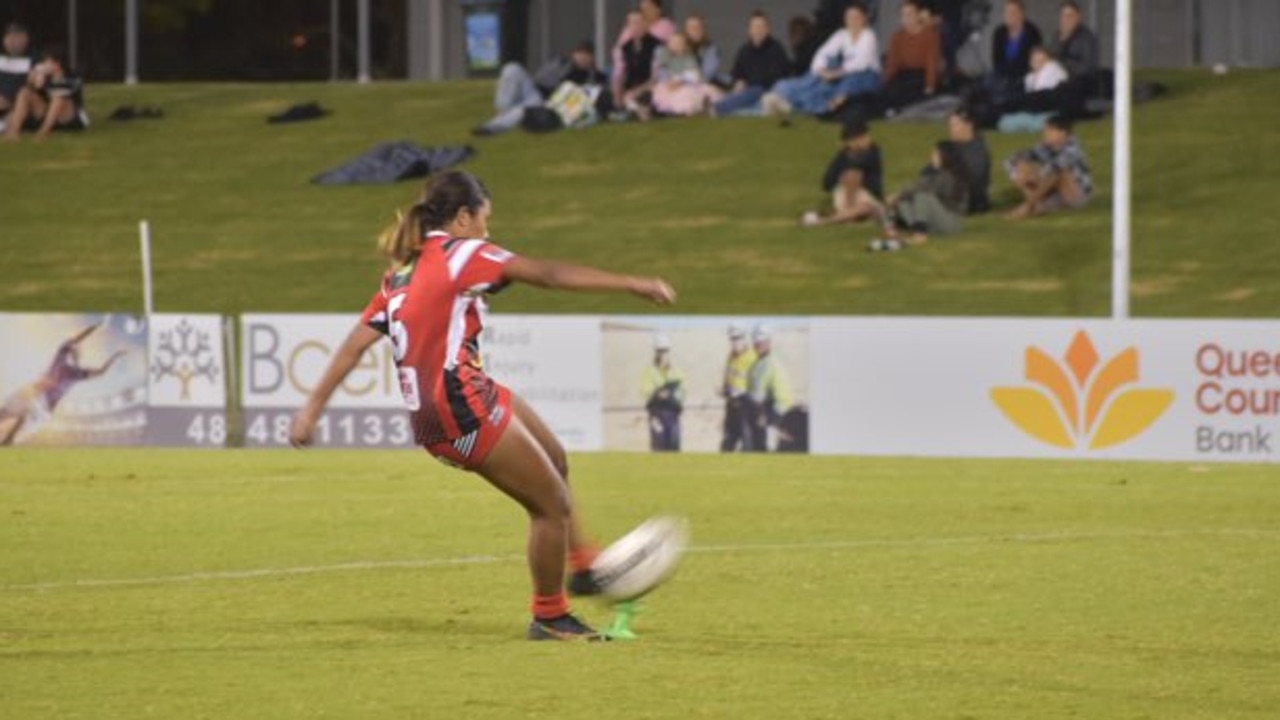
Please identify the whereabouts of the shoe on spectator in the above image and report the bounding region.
[801,211,821,227]
[867,238,904,253]
[760,92,792,117]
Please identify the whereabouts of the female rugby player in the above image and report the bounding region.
[290,171,675,641]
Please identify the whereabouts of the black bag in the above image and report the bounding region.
[520,106,564,134]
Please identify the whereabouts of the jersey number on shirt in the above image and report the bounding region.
[386,293,421,411]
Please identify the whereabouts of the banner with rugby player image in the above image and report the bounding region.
[0,313,148,446]
[602,317,810,453]
[146,314,228,447]
[811,318,1280,463]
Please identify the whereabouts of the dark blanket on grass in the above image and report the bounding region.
[313,142,474,185]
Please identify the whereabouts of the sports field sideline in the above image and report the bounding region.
[2,449,1276,719]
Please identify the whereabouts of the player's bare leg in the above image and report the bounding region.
[509,393,596,553]
[477,415,601,640]
[0,414,26,446]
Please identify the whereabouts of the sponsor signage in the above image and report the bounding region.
[239,314,602,450]
[0,313,149,447]
[147,314,228,447]
[811,318,1280,462]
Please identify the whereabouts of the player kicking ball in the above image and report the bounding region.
[290,171,675,641]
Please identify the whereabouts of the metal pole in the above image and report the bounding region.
[357,0,371,83]
[428,0,444,80]
[68,0,78,70]
[1112,0,1132,320]
[125,0,139,85]
[594,0,606,65]
[139,220,154,317]
[330,0,340,80]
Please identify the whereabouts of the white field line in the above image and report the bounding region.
[3,528,1276,593]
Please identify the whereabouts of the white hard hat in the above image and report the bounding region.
[654,333,672,351]
[728,322,747,340]
[752,324,772,342]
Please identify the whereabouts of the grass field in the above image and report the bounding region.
[1,71,1279,318]
[2,449,1277,719]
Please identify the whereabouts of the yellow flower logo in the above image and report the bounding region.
[992,331,1174,450]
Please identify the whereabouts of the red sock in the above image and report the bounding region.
[532,591,570,620]
[568,544,601,573]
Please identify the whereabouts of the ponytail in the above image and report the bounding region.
[375,170,491,267]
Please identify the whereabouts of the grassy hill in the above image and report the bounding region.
[1,70,1277,317]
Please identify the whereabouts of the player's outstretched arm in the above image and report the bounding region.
[85,351,127,379]
[502,256,676,306]
[66,323,102,346]
[290,323,383,448]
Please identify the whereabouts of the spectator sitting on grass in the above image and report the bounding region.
[1024,44,1068,94]
[1050,1,1098,80]
[473,41,606,136]
[684,14,727,87]
[948,107,991,214]
[762,3,880,117]
[868,140,971,250]
[802,119,884,228]
[787,15,822,78]
[615,11,663,120]
[988,0,1043,102]
[0,21,34,125]
[1004,113,1092,219]
[651,32,723,117]
[612,0,676,104]
[3,46,88,142]
[877,0,943,116]
[712,10,792,117]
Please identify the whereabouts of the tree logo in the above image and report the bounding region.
[991,331,1174,450]
[150,318,220,401]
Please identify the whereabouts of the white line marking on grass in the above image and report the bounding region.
[3,528,1276,593]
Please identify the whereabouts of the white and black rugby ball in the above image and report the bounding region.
[592,516,689,602]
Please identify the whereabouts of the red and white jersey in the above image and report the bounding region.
[361,231,516,446]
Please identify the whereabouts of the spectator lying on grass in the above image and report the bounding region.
[1004,113,1092,219]
[473,41,607,136]
[712,10,792,117]
[802,119,884,228]
[868,140,971,251]
[3,46,88,142]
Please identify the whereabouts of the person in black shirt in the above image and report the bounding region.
[712,10,792,117]
[948,107,991,213]
[988,0,1042,102]
[787,15,822,78]
[617,11,662,119]
[801,119,885,228]
[0,22,33,121]
[3,46,88,142]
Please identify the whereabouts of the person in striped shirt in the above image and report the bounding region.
[291,171,674,641]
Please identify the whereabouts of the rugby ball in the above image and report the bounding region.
[592,516,689,601]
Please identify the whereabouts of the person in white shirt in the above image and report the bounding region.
[762,3,882,116]
[1024,45,1067,93]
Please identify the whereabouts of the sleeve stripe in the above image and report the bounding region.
[446,239,484,281]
